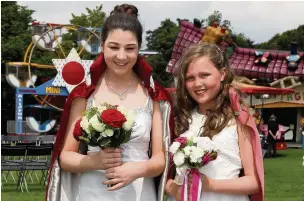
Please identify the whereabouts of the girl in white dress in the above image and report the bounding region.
[165,44,264,201]
[48,4,173,201]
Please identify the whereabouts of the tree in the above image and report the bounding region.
[1,2,35,134]
[1,1,34,64]
[255,25,304,51]
[205,10,222,27]
[145,19,179,87]
[70,5,106,28]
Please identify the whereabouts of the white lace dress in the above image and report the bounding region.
[168,109,250,201]
[77,95,156,201]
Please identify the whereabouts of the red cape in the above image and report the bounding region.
[46,53,174,200]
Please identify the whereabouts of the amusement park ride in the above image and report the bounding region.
[6,22,103,135]
[5,22,159,136]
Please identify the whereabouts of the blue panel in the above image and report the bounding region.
[15,92,23,134]
[17,78,69,96]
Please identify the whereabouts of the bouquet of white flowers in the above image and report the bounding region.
[169,135,218,201]
[73,102,136,148]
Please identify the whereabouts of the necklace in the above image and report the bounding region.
[107,75,134,100]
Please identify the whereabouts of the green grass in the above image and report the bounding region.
[1,171,46,201]
[1,149,304,201]
[264,149,304,201]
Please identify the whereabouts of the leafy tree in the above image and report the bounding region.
[70,5,106,28]
[1,1,34,64]
[1,2,35,133]
[145,19,179,87]
[255,25,304,51]
[205,10,222,27]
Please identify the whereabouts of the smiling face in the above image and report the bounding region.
[102,29,139,76]
[185,56,226,112]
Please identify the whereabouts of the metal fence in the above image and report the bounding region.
[6,120,40,135]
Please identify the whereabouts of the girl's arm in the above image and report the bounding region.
[130,101,166,178]
[103,101,166,190]
[59,98,122,173]
[204,124,260,195]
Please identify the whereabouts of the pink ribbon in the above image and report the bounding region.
[181,168,202,201]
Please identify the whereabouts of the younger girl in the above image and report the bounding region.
[165,43,264,201]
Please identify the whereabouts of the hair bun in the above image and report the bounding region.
[111,4,138,18]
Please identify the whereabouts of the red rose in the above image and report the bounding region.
[100,109,127,128]
[175,137,188,148]
[73,119,82,140]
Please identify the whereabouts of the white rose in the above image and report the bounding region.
[173,151,185,166]
[183,146,193,156]
[80,116,90,134]
[169,142,181,154]
[89,114,105,132]
[194,137,216,152]
[97,105,107,113]
[104,129,114,137]
[123,120,134,131]
[123,110,136,130]
[189,146,204,163]
[126,110,136,121]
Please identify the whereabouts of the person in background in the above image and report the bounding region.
[267,114,278,157]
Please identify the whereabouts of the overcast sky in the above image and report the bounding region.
[17,1,304,48]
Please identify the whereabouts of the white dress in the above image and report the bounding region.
[78,95,156,201]
[168,109,250,201]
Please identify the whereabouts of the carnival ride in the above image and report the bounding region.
[6,22,101,135]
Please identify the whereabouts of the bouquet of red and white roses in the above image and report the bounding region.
[73,102,136,148]
[169,135,218,201]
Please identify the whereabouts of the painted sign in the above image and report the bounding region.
[250,85,304,106]
[45,87,61,94]
[17,78,69,96]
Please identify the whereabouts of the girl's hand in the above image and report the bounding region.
[165,179,182,201]
[200,174,213,192]
[188,172,214,192]
[91,148,122,170]
[102,162,139,191]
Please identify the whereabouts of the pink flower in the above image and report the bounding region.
[202,152,218,166]
[202,154,212,166]
[175,137,187,148]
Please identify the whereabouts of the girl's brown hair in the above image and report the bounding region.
[102,4,143,47]
[175,43,243,138]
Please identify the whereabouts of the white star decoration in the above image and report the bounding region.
[52,48,93,93]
